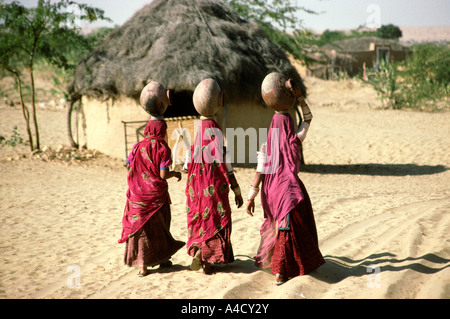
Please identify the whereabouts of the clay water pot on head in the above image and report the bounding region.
[193,78,223,117]
[261,72,296,111]
[140,81,171,116]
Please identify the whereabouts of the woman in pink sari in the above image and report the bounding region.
[185,79,243,274]
[119,82,184,277]
[246,73,325,285]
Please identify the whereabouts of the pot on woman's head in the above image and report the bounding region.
[193,78,223,117]
[140,81,170,116]
[261,72,296,111]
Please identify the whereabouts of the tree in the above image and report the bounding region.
[227,0,317,31]
[377,24,402,40]
[226,0,319,66]
[315,28,378,46]
[0,0,110,151]
[319,29,347,45]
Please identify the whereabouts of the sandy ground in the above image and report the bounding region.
[0,77,449,299]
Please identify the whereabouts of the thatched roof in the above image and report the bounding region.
[321,36,411,53]
[68,0,306,106]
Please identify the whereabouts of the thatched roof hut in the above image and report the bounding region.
[68,0,305,163]
[321,36,409,53]
[311,36,412,78]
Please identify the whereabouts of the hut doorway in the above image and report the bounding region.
[121,90,199,163]
[377,46,390,63]
[166,90,197,117]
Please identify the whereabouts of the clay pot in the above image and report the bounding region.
[193,78,223,117]
[261,72,296,111]
[140,81,170,116]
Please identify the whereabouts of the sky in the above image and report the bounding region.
[12,0,450,31]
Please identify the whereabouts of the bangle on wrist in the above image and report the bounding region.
[248,186,260,200]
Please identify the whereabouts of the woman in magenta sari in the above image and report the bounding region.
[119,82,184,277]
[246,73,325,285]
[185,79,243,274]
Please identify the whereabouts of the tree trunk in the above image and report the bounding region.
[16,74,34,152]
[67,95,80,148]
[1,64,34,151]
[29,63,40,151]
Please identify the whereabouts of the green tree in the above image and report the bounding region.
[315,28,378,46]
[227,0,317,31]
[318,29,347,45]
[226,0,319,67]
[377,24,402,40]
[0,0,110,151]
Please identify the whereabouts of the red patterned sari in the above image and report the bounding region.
[185,119,234,264]
[119,120,184,267]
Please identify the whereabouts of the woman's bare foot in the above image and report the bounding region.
[138,266,148,277]
[190,250,202,271]
[275,273,286,285]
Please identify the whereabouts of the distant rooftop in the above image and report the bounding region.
[321,37,410,52]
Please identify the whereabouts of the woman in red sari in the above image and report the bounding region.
[246,73,325,285]
[119,82,184,277]
[185,79,243,274]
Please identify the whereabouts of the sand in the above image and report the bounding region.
[0,76,449,299]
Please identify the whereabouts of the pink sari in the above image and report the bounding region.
[118,120,173,244]
[185,120,232,261]
[255,113,321,269]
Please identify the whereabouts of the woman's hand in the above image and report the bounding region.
[246,199,255,217]
[173,171,182,181]
[235,194,243,208]
[160,169,182,181]
[286,78,303,100]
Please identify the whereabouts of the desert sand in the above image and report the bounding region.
[0,76,449,299]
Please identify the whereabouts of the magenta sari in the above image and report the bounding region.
[255,113,324,275]
[118,120,173,244]
[185,119,233,262]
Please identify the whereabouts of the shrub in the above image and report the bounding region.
[367,42,449,110]
[398,42,449,108]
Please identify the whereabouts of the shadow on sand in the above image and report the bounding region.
[311,252,450,284]
[301,163,448,177]
[212,255,260,274]
[143,255,260,276]
[142,252,450,282]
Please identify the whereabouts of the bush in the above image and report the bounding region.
[0,126,28,147]
[367,42,449,110]
[377,24,402,40]
[399,42,449,107]
[368,59,403,109]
